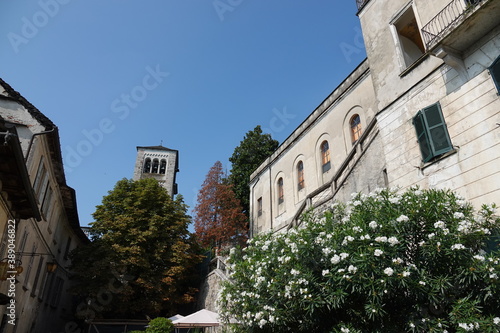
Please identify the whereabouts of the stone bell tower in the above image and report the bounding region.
[133,145,179,196]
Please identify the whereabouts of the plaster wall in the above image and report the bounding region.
[377,29,500,208]
[250,64,378,234]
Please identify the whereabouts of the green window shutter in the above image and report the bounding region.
[413,102,453,163]
[413,110,433,162]
[489,55,500,93]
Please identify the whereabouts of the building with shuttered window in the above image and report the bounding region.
[0,79,89,333]
[250,0,500,236]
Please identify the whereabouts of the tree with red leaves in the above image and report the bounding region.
[194,161,248,251]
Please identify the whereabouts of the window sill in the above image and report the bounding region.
[399,53,430,78]
[419,148,458,171]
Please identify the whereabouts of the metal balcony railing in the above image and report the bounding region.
[356,0,371,11]
[421,0,486,49]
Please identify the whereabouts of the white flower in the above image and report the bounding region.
[384,267,394,276]
[402,271,411,277]
[451,243,466,250]
[322,269,330,276]
[490,273,498,280]
[290,269,300,275]
[428,233,435,239]
[353,200,362,206]
[352,226,363,233]
[322,247,333,255]
[340,252,349,260]
[369,221,378,229]
[331,255,341,264]
[396,214,409,222]
[419,281,426,286]
[389,196,400,204]
[374,249,384,257]
[342,236,355,245]
[348,265,358,274]
[341,328,350,333]
[473,255,485,261]
[375,236,387,243]
[458,220,472,234]
[388,237,399,246]
[392,257,403,264]
[493,317,500,325]
[434,221,446,229]
[454,212,465,219]
[458,323,475,331]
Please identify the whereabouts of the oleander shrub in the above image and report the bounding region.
[218,187,500,332]
[145,317,174,333]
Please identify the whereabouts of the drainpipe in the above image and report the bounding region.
[250,178,259,239]
[269,164,273,231]
[25,127,56,161]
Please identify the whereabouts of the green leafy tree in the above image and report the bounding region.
[229,125,279,217]
[146,317,174,333]
[70,178,203,319]
[194,161,247,251]
[219,187,500,332]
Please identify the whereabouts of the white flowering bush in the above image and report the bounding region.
[218,187,500,332]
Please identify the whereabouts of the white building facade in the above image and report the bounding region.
[249,0,500,236]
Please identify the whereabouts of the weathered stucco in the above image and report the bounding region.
[250,0,500,236]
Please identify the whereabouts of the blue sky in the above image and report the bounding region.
[0,1,366,227]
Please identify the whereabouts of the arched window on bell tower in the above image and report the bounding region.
[143,158,151,173]
[160,159,167,174]
[152,159,159,173]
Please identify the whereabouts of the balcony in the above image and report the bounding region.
[356,0,371,12]
[421,0,500,51]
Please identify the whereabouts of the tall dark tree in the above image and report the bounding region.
[229,126,279,216]
[194,161,247,251]
[70,178,203,320]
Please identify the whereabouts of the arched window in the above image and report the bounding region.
[277,178,284,205]
[320,141,331,173]
[152,159,159,173]
[143,158,151,173]
[350,114,362,144]
[159,159,167,174]
[297,161,305,190]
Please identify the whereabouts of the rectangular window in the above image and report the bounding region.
[257,197,262,217]
[49,277,64,308]
[63,237,72,260]
[18,230,29,255]
[23,244,37,288]
[392,4,425,69]
[412,102,453,163]
[33,157,46,196]
[38,270,49,301]
[30,257,44,297]
[41,185,53,220]
[41,272,55,303]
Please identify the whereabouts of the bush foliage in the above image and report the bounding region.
[218,187,500,332]
[146,317,174,333]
